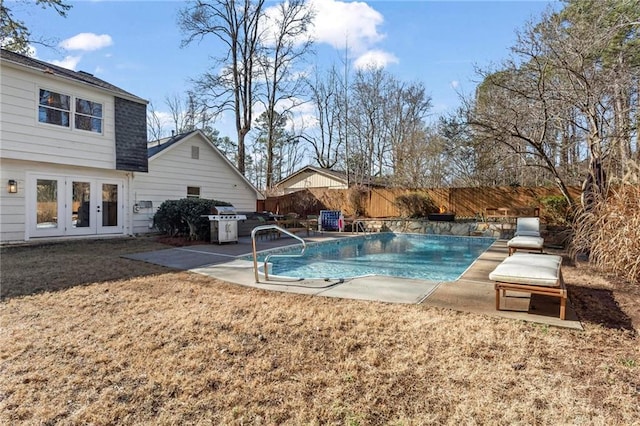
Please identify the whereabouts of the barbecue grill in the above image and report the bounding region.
[206,205,247,244]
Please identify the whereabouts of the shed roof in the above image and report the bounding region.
[275,165,348,187]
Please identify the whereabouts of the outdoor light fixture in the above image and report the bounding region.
[8,180,17,194]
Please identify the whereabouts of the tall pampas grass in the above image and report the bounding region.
[571,162,640,284]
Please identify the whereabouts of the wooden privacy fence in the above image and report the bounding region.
[265,186,582,219]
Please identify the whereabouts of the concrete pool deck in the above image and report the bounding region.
[125,233,582,330]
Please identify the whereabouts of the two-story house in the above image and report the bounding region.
[0,49,148,244]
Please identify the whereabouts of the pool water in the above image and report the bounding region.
[250,233,495,281]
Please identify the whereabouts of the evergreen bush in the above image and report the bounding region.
[539,195,570,225]
[154,198,232,240]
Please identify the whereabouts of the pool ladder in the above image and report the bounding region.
[250,224,306,283]
[352,220,372,238]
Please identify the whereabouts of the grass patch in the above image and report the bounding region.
[1,237,639,424]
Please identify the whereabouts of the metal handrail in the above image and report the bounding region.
[250,224,306,283]
[352,220,371,237]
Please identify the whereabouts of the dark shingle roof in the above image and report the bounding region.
[1,48,146,103]
[147,131,197,158]
[276,165,389,188]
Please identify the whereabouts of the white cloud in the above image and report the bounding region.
[49,55,82,71]
[353,49,398,70]
[59,33,113,52]
[154,111,174,130]
[308,0,385,54]
[450,80,460,89]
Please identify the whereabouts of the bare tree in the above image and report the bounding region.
[146,101,164,143]
[384,80,432,186]
[1,0,71,54]
[257,0,313,188]
[437,108,496,187]
[469,2,639,208]
[468,62,577,204]
[303,65,344,169]
[179,0,266,175]
[349,66,391,182]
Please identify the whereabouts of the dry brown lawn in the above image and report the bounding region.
[1,237,639,425]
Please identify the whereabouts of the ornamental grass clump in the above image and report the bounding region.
[571,184,640,284]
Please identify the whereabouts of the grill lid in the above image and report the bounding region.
[212,205,237,215]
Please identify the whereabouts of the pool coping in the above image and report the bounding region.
[125,233,583,330]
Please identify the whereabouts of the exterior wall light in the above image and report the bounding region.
[8,180,18,193]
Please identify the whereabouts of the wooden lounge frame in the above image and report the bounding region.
[494,273,567,320]
[490,253,567,320]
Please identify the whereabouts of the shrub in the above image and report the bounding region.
[394,192,439,218]
[154,198,231,240]
[539,195,570,225]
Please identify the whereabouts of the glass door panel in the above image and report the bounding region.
[36,179,59,229]
[101,183,118,227]
[72,181,92,228]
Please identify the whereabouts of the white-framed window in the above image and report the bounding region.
[75,98,103,133]
[187,186,200,198]
[38,88,103,134]
[39,89,71,127]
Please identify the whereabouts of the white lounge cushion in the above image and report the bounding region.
[515,217,541,237]
[507,235,544,250]
[489,253,562,287]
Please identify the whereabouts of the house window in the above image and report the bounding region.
[75,98,103,133]
[39,89,70,127]
[38,89,103,133]
[191,146,200,159]
[187,186,200,198]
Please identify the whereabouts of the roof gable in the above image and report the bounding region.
[148,130,262,198]
[147,132,193,157]
[276,165,348,187]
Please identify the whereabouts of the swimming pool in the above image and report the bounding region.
[249,233,495,281]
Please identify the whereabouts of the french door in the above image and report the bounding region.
[30,174,124,238]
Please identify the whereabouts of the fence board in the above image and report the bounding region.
[264,186,583,220]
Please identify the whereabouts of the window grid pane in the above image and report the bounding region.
[38,89,71,127]
[75,98,103,133]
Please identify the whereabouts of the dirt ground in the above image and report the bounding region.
[1,236,638,424]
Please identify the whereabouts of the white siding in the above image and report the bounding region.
[0,63,116,170]
[283,171,347,193]
[0,159,27,242]
[131,134,258,234]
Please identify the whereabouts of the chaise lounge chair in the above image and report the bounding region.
[507,217,544,255]
[490,252,567,320]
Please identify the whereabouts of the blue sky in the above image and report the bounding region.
[13,0,558,138]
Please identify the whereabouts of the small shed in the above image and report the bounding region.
[274,166,348,194]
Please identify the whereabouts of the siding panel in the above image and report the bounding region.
[0,65,117,170]
[132,134,258,234]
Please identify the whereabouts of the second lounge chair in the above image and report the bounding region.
[507,217,544,255]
